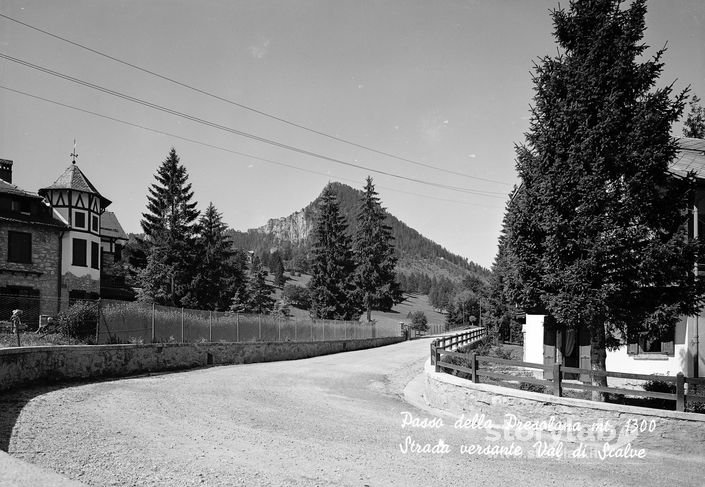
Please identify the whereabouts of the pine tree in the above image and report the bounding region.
[140,148,200,306]
[308,186,361,320]
[506,0,705,400]
[683,95,705,138]
[353,177,403,321]
[246,256,275,314]
[229,286,249,314]
[189,203,242,310]
[270,251,286,287]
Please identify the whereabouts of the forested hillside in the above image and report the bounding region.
[226,182,490,283]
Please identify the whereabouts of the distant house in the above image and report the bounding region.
[0,155,132,329]
[523,138,705,379]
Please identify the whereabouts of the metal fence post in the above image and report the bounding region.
[278,317,281,342]
[236,313,240,342]
[181,307,184,343]
[151,302,155,343]
[95,299,101,344]
[676,373,685,412]
[258,314,262,341]
[209,311,212,342]
[323,320,325,341]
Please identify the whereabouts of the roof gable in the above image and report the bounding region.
[39,163,112,208]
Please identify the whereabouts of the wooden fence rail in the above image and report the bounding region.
[431,331,705,413]
[429,327,487,367]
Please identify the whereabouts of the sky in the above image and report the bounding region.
[1,0,703,269]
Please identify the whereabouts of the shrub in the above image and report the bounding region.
[282,284,311,310]
[57,301,98,339]
[643,379,676,394]
[686,401,705,414]
[519,382,547,394]
[409,311,428,332]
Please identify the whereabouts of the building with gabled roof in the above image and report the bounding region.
[39,158,112,304]
[0,160,69,324]
[0,151,133,329]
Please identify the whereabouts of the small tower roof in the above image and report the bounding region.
[39,163,112,208]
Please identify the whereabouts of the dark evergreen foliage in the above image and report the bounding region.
[246,256,275,314]
[139,148,200,306]
[353,177,403,321]
[683,95,705,139]
[308,186,361,320]
[188,203,245,311]
[505,0,705,398]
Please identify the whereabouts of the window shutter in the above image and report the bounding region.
[661,340,674,356]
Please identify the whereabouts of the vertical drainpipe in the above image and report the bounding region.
[57,229,65,314]
[694,203,699,378]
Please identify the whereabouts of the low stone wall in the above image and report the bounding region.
[0,337,404,392]
[418,359,705,458]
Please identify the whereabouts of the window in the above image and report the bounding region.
[74,211,87,230]
[92,215,99,232]
[91,241,100,269]
[11,199,31,214]
[72,238,87,266]
[627,328,675,356]
[7,231,32,263]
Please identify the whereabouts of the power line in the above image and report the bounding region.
[0,84,507,208]
[0,51,507,198]
[0,11,508,186]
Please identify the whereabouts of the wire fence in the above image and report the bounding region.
[0,294,452,345]
[98,300,377,344]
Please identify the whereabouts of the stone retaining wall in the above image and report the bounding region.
[0,336,404,392]
[420,359,705,457]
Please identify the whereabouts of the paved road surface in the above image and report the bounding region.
[3,339,704,486]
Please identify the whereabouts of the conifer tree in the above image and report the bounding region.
[308,186,361,320]
[188,203,242,310]
[140,148,200,306]
[246,256,275,314]
[270,251,286,287]
[353,177,403,321]
[683,95,705,139]
[506,0,705,399]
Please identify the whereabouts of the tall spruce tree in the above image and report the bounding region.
[246,256,275,314]
[308,186,361,320]
[140,148,200,306]
[353,177,403,321]
[188,203,242,310]
[683,95,705,138]
[506,0,705,399]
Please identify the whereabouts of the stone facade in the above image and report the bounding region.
[0,221,63,317]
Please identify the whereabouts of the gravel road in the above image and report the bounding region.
[3,338,704,486]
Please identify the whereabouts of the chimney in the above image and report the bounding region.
[0,159,12,184]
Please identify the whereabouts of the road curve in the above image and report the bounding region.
[3,338,704,486]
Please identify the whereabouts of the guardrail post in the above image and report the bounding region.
[471,352,477,383]
[676,373,685,412]
[430,342,435,365]
[435,347,441,373]
[553,363,562,397]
